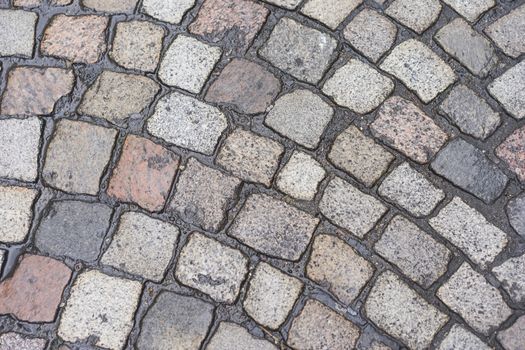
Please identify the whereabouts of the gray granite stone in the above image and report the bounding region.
[0,333,47,350]
[442,0,495,22]
[493,253,525,303]
[507,193,525,237]
[0,186,38,243]
[82,0,138,12]
[386,0,442,33]
[498,315,525,350]
[437,324,491,350]
[263,0,300,9]
[300,0,362,29]
[207,322,277,350]
[0,9,37,57]
[142,0,195,24]
[485,4,525,58]
[276,151,326,201]
[488,60,525,119]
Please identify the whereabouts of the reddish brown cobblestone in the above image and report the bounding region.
[496,126,525,182]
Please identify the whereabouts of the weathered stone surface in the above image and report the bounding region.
[41,14,108,64]
[35,200,112,262]
[430,197,508,268]
[437,263,512,334]
[498,315,525,350]
[440,84,500,139]
[1,67,74,115]
[78,71,160,124]
[380,40,456,103]
[0,254,71,322]
[300,0,362,29]
[244,263,302,329]
[488,60,525,119]
[0,118,42,181]
[0,333,47,350]
[82,0,138,12]
[437,324,491,350]
[0,186,37,243]
[169,158,241,231]
[507,192,525,237]
[276,151,326,201]
[442,0,495,22]
[372,97,448,163]
[13,0,41,7]
[58,270,142,350]
[217,129,284,186]
[102,212,179,281]
[307,234,374,304]
[108,135,179,212]
[142,0,195,24]
[485,4,525,58]
[43,119,117,195]
[207,322,277,350]
[206,59,280,114]
[263,0,300,9]
[148,92,227,155]
[431,138,508,203]
[175,233,248,303]
[0,9,37,57]
[365,271,449,349]
[320,177,387,237]
[229,194,318,260]
[496,126,525,182]
[51,0,72,5]
[260,18,337,84]
[375,216,450,287]
[288,300,360,349]
[110,20,165,72]
[323,59,394,114]
[265,89,333,149]
[493,254,525,303]
[386,0,441,33]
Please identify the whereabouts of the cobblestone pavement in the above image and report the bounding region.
[0,0,524,349]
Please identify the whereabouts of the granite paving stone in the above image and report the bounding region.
[263,0,300,9]
[497,315,525,350]
[51,0,72,4]
[507,192,525,237]
[485,4,525,58]
[207,322,277,350]
[0,9,37,57]
[0,186,38,243]
[13,0,41,7]
[300,0,362,30]
[385,0,442,34]
[488,60,525,119]
[142,0,196,24]
[442,0,495,22]
[0,333,47,350]
[276,151,326,201]
[437,324,492,350]
[492,253,525,303]
[82,0,138,12]
[496,125,525,182]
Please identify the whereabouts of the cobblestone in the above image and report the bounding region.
[493,253,525,303]
[207,322,277,350]
[300,0,362,30]
[276,151,326,201]
[437,324,491,350]
[0,9,37,57]
[496,125,525,182]
[0,333,46,350]
[485,4,525,58]
[488,60,525,119]
[507,192,525,237]
[442,0,495,22]
[497,315,525,350]
[0,186,38,243]
[82,0,138,13]
[142,0,195,24]
[385,0,442,34]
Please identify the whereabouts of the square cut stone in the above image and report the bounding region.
[386,0,442,34]
[228,194,319,261]
[0,186,37,243]
[323,59,394,114]
[488,60,525,119]
[175,233,248,303]
[276,151,326,201]
[58,270,142,350]
[0,333,47,350]
[0,9,37,57]
[320,177,387,237]
[300,0,362,30]
[307,234,374,305]
[378,162,445,217]
[380,40,456,103]
[148,92,228,155]
[493,253,525,303]
[430,197,508,268]
[43,120,117,195]
[498,316,525,350]
[244,263,303,329]
[507,192,525,238]
[438,324,492,350]
[217,129,284,186]
[365,271,449,349]
[169,158,241,232]
[142,0,195,24]
[260,18,337,84]
[496,125,525,182]
[375,216,450,288]
[82,0,138,12]
[101,212,180,281]
[0,118,41,181]
[159,35,222,93]
[485,4,525,58]
[442,0,495,22]
[207,322,277,350]
[329,126,394,187]
[437,263,512,335]
[265,89,333,149]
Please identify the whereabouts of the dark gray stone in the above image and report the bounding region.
[507,193,525,237]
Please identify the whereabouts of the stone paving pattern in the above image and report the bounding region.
[0,0,524,349]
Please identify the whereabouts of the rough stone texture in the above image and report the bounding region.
[82,0,138,12]
[320,177,387,237]
[386,0,442,34]
[323,59,394,114]
[244,262,303,329]
[216,129,284,186]
[493,253,525,303]
[498,315,525,350]
[265,89,333,149]
[189,0,269,53]
[343,9,397,63]
[137,291,214,350]
[0,118,42,181]
[0,333,47,350]
[205,58,280,114]
[175,233,248,303]
[43,119,117,195]
[102,212,180,281]
[107,135,179,212]
[380,40,456,103]
[440,84,500,140]
[430,197,508,268]
[442,0,495,22]
[110,20,165,72]
[51,0,72,4]
[35,200,112,262]
[207,322,277,350]
[159,35,222,93]
[260,18,337,84]
[142,0,195,24]
[329,126,394,187]
[13,0,41,7]
[288,299,360,349]
[0,67,74,115]
[276,151,326,201]
[488,60,525,119]
[41,14,108,64]
[485,4,525,58]
[496,126,525,182]
[0,254,71,322]
[0,9,37,57]
[148,92,228,155]
[78,70,160,125]
[437,324,491,350]
[300,0,362,30]
[378,162,445,217]
[307,234,374,305]
[431,138,508,203]
[437,263,512,334]
[263,0,300,9]
[229,194,318,260]
[365,271,449,349]
[169,158,241,231]
[375,216,451,288]
[507,192,525,237]
[0,186,37,243]
[58,270,142,350]
[371,96,448,164]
